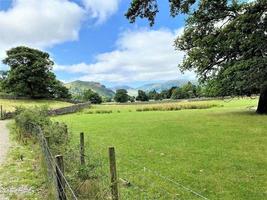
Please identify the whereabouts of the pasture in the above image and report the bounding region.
[0,99,73,112]
[55,98,267,200]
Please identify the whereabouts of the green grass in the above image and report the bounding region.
[0,99,73,112]
[55,98,267,200]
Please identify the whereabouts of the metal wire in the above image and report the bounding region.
[120,156,209,200]
[28,123,78,200]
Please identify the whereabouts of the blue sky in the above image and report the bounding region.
[0,0,195,87]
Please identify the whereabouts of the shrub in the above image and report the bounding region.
[14,106,69,154]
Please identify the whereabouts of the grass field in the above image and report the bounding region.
[55,98,267,199]
[0,99,73,112]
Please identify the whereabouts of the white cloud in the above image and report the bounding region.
[0,0,85,60]
[82,0,121,24]
[55,28,195,83]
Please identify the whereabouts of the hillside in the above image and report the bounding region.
[136,80,196,92]
[65,81,115,98]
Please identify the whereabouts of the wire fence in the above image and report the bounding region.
[28,123,78,200]
[25,121,210,200]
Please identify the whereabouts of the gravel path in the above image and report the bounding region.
[0,121,10,165]
[0,120,10,200]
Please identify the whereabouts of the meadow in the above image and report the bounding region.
[0,99,73,112]
[55,98,267,200]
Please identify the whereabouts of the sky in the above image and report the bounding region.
[0,0,196,87]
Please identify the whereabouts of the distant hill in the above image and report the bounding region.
[136,80,196,92]
[111,85,133,91]
[65,80,115,98]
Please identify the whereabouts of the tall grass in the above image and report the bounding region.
[136,103,222,112]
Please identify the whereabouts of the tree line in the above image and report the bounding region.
[113,82,219,103]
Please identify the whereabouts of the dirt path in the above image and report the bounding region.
[0,120,10,200]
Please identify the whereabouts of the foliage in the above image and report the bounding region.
[126,0,267,113]
[148,90,162,100]
[114,89,129,103]
[14,106,69,154]
[171,82,201,99]
[2,46,70,99]
[160,87,177,99]
[136,90,149,101]
[82,89,102,104]
[50,80,72,99]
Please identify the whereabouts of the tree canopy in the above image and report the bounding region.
[114,89,129,103]
[2,46,70,99]
[126,0,267,113]
[136,90,149,101]
[82,89,102,104]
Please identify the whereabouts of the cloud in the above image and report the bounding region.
[0,0,85,60]
[0,0,121,64]
[82,0,121,24]
[55,28,195,83]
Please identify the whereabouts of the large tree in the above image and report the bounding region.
[114,89,129,103]
[2,46,70,99]
[136,90,149,101]
[126,0,267,114]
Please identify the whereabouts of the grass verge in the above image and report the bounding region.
[0,123,49,200]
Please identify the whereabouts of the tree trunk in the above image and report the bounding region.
[256,84,267,114]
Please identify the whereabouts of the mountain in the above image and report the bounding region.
[136,80,196,92]
[65,80,115,98]
[111,85,133,91]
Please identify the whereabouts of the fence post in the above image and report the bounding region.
[109,147,119,200]
[0,105,2,120]
[80,132,85,165]
[55,155,67,200]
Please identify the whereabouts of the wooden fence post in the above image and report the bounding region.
[80,132,85,165]
[55,155,67,200]
[109,147,119,200]
[0,105,3,120]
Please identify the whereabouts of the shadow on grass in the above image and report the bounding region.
[211,109,266,117]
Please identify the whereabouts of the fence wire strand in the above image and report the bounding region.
[29,123,78,200]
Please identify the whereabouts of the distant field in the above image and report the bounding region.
[55,98,267,200]
[0,99,73,112]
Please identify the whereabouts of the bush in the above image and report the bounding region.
[14,106,69,154]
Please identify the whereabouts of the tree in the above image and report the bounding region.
[148,90,157,100]
[148,90,162,101]
[82,89,102,104]
[129,96,136,102]
[171,82,200,99]
[50,80,72,99]
[126,0,267,114]
[2,46,70,99]
[136,90,149,101]
[160,87,177,99]
[114,89,129,103]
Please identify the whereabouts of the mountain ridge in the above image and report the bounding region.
[65,79,196,98]
[65,80,115,98]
